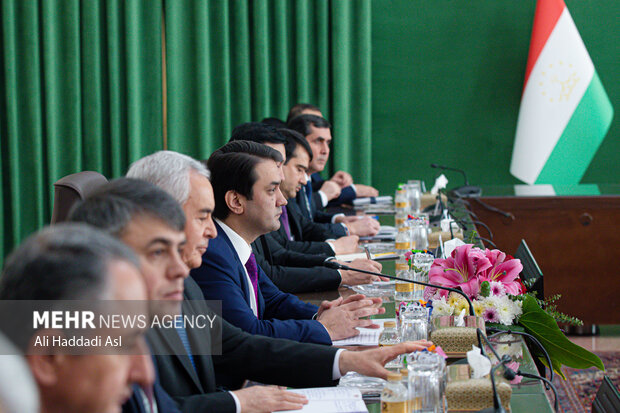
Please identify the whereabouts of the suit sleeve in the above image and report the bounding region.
[328,185,357,206]
[254,248,341,293]
[268,229,335,258]
[214,317,338,390]
[193,240,331,345]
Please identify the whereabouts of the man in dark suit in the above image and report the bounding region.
[70,173,431,413]
[287,114,380,237]
[195,141,383,344]
[0,224,155,413]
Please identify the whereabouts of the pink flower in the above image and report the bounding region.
[428,244,491,298]
[480,249,524,295]
[482,307,500,323]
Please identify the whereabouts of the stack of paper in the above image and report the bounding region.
[280,387,368,413]
[331,318,395,346]
[352,196,392,206]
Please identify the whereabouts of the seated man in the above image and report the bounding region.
[287,114,379,236]
[0,224,154,413]
[195,140,383,344]
[229,121,353,242]
[70,176,431,413]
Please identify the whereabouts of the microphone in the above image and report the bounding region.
[323,259,475,316]
[431,163,482,198]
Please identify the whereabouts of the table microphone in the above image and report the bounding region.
[323,259,475,316]
[431,163,482,198]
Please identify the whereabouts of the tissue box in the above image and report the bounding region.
[429,316,486,356]
[445,364,512,411]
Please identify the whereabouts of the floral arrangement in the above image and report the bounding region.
[422,243,604,378]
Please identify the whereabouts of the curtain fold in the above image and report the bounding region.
[165,0,372,179]
[0,0,163,262]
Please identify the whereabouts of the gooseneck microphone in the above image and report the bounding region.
[431,163,482,198]
[323,259,475,316]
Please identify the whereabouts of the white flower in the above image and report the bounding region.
[496,296,522,326]
[489,281,506,297]
[432,298,454,316]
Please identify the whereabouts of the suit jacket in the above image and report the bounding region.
[311,173,357,206]
[252,234,341,293]
[271,206,336,255]
[123,382,181,413]
[148,278,338,412]
[296,184,348,236]
[191,221,331,345]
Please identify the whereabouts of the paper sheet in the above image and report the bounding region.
[331,318,395,346]
[280,387,368,413]
[335,252,399,262]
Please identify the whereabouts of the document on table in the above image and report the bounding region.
[331,318,395,346]
[279,387,368,413]
[335,251,399,262]
[352,196,392,206]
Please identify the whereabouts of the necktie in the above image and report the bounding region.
[300,185,313,220]
[244,253,260,315]
[175,316,196,372]
[280,205,294,241]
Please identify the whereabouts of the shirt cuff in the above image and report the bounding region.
[325,241,336,253]
[350,184,357,194]
[332,349,347,380]
[318,190,328,207]
[330,213,345,224]
[229,391,241,413]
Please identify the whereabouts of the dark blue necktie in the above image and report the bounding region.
[175,316,196,372]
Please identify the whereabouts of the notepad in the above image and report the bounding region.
[331,318,395,346]
[279,387,368,413]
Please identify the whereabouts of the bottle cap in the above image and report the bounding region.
[384,321,396,328]
[387,372,402,381]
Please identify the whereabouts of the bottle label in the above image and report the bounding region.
[395,263,408,271]
[395,218,405,226]
[413,284,425,291]
[395,242,411,250]
[395,282,414,292]
[395,202,409,208]
[381,401,407,413]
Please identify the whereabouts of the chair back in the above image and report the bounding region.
[51,171,108,224]
[514,239,544,299]
[592,376,620,413]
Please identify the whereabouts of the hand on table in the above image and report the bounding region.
[339,259,387,285]
[344,216,380,237]
[339,340,433,379]
[232,385,308,412]
[355,184,379,198]
[329,235,359,254]
[316,294,385,341]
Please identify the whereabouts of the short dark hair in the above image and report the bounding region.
[261,117,287,129]
[279,128,313,164]
[286,103,322,123]
[68,178,186,237]
[287,114,331,137]
[229,122,286,145]
[207,141,283,220]
[0,223,139,301]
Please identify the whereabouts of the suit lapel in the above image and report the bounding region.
[214,221,254,309]
[287,201,304,240]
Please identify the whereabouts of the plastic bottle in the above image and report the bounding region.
[379,321,401,369]
[394,187,410,214]
[380,372,408,413]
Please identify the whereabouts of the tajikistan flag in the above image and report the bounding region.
[510,0,613,185]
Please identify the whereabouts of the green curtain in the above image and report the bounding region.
[164,0,373,180]
[0,0,164,262]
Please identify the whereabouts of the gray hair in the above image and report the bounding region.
[126,150,210,205]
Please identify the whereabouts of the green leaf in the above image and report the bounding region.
[518,295,604,374]
[485,322,526,333]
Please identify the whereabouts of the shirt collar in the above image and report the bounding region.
[215,218,252,265]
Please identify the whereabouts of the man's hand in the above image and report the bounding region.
[330,235,359,254]
[232,386,308,412]
[317,295,385,341]
[338,340,433,379]
[355,184,379,198]
[330,171,353,188]
[319,181,341,201]
[344,216,380,237]
[334,215,362,224]
[339,259,388,286]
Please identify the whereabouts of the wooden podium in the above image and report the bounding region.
[468,190,620,325]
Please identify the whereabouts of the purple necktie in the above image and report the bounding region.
[280,205,294,241]
[244,253,259,316]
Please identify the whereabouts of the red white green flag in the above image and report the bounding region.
[510,0,613,185]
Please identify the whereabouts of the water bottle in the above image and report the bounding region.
[412,253,434,300]
[394,187,410,214]
[394,257,413,303]
[379,321,401,369]
[381,372,408,413]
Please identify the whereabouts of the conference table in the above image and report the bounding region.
[296,203,555,412]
